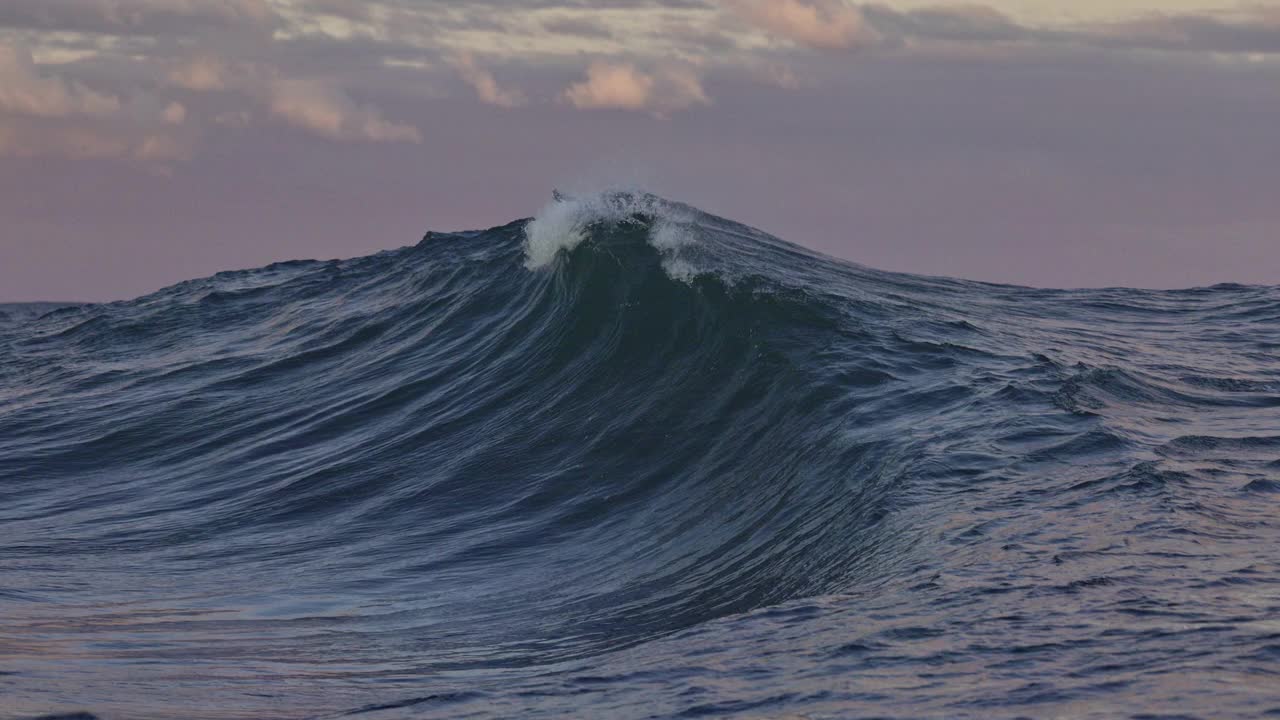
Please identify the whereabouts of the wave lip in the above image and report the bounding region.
[523,189,707,282]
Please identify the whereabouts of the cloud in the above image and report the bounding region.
[167,54,422,143]
[162,101,186,125]
[564,63,655,110]
[661,65,711,107]
[0,0,279,36]
[1087,9,1280,54]
[215,109,252,127]
[449,53,526,108]
[756,63,804,89]
[855,4,1280,57]
[722,0,880,50]
[4,0,1277,167]
[860,4,1026,45]
[541,16,614,39]
[266,77,422,143]
[0,43,121,118]
[563,62,709,115]
[303,0,375,23]
[0,46,190,163]
[167,56,237,91]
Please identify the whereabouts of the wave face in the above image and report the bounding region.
[2,193,1279,719]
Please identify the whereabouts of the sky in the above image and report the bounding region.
[2,0,1279,301]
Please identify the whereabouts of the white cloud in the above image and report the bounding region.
[266,77,421,143]
[449,53,526,108]
[662,65,710,107]
[0,41,198,163]
[162,101,186,125]
[563,62,709,115]
[168,56,236,91]
[722,0,881,50]
[302,0,374,23]
[564,63,655,111]
[0,0,279,36]
[0,43,121,118]
[167,55,421,143]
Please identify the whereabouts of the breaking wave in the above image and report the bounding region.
[2,191,1278,719]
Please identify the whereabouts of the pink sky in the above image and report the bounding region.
[2,0,1279,301]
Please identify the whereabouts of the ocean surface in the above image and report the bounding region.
[2,193,1278,719]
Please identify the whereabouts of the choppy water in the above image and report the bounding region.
[2,193,1278,719]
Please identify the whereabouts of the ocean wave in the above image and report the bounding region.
[2,192,1278,719]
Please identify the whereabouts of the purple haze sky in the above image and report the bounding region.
[2,0,1279,301]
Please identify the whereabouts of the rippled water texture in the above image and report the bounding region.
[2,193,1278,719]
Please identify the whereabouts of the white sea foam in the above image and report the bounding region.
[523,190,699,279]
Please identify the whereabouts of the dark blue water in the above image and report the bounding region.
[2,193,1279,719]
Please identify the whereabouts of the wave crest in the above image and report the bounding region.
[523,190,701,279]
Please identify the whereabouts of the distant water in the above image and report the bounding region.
[2,193,1279,719]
